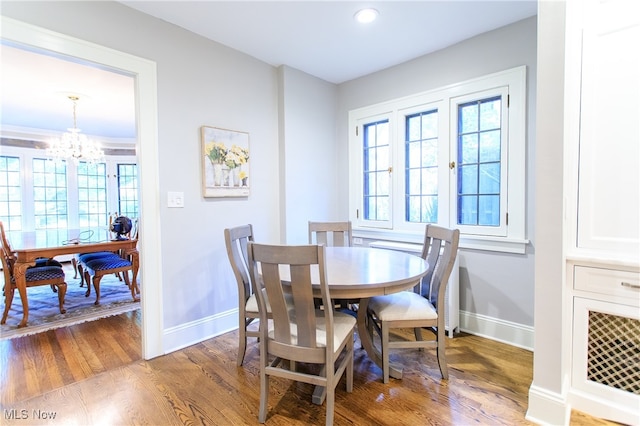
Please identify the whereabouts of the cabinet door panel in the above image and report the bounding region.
[577,0,640,256]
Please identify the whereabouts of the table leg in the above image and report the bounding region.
[357,298,403,380]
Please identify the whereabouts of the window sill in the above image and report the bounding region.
[352,228,529,254]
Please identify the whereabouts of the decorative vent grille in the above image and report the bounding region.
[587,311,640,394]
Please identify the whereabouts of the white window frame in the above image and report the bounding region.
[1,145,137,231]
[348,66,527,254]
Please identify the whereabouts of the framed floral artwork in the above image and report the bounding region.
[201,126,250,198]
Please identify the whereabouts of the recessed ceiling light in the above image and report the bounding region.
[355,8,379,24]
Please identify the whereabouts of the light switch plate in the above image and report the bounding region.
[167,191,184,208]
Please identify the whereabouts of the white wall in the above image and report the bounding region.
[527,2,569,424]
[336,17,538,344]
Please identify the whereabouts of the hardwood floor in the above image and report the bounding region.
[0,311,618,425]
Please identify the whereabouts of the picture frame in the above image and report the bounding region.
[201,126,250,198]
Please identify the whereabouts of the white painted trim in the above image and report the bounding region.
[354,227,529,254]
[568,388,640,426]
[1,17,164,359]
[526,385,571,426]
[163,309,238,354]
[459,310,534,351]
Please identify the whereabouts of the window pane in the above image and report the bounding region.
[458,195,478,225]
[32,158,67,229]
[422,196,437,223]
[421,113,438,139]
[480,130,501,162]
[480,98,501,131]
[117,163,138,218]
[408,169,421,194]
[407,196,420,222]
[479,163,500,193]
[457,96,502,227]
[375,171,389,195]
[78,161,107,228]
[408,141,421,168]
[363,120,390,221]
[376,197,389,221]
[459,164,478,195]
[479,195,500,226]
[422,139,437,167]
[405,110,438,223]
[375,146,389,170]
[459,104,478,133]
[422,168,438,194]
[0,156,22,230]
[407,115,421,141]
[460,134,478,164]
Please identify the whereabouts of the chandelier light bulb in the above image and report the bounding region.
[48,95,105,164]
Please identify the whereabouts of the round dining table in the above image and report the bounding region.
[278,245,429,399]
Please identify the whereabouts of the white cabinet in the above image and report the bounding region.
[572,0,640,260]
[565,0,640,424]
[571,293,639,425]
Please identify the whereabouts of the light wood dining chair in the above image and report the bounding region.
[247,242,356,426]
[309,221,354,310]
[224,224,261,366]
[0,221,63,294]
[365,224,460,383]
[0,222,68,324]
[308,221,352,247]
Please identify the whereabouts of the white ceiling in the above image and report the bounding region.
[0,1,537,141]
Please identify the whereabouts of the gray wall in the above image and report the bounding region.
[337,17,538,338]
[278,65,340,244]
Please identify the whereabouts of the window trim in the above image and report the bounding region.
[348,66,528,254]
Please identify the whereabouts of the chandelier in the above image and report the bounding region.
[48,95,105,164]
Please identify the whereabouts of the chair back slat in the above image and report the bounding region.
[0,237,14,285]
[259,261,292,342]
[308,221,352,247]
[419,225,460,307]
[248,243,332,352]
[224,225,255,303]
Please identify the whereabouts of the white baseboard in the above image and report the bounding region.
[569,388,640,426]
[163,309,534,354]
[163,308,238,354]
[459,310,534,351]
[526,384,571,425]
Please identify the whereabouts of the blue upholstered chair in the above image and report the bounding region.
[0,222,67,325]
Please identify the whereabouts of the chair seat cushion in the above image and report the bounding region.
[267,311,356,352]
[78,251,120,262]
[83,256,132,273]
[34,258,63,268]
[245,293,260,314]
[25,265,66,282]
[368,291,437,321]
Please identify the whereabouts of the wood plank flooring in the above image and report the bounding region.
[0,311,619,425]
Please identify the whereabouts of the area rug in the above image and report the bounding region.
[1,267,140,340]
